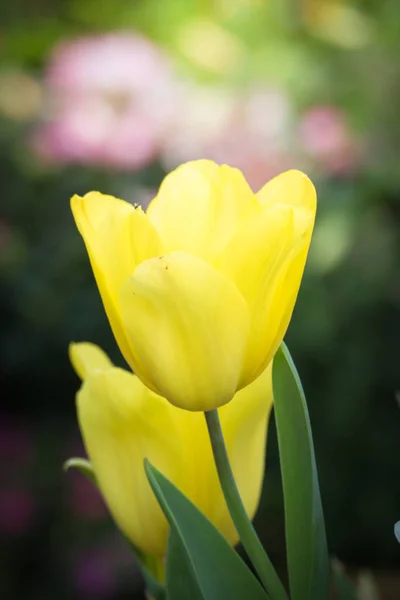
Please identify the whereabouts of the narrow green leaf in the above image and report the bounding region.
[331,559,358,600]
[273,343,329,600]
[63,457,97,485]
[166,529,204,600]
[145,460,270,600]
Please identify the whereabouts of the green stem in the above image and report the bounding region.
[204,409,288,600]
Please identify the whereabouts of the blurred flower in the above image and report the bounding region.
[208,88,295,189]
[161,83,237,166]
[162,85,295,190]
[299,105,358,174]
[304,0,372,49]
[0,487,35,536]
[71,160,316,411]
[69,342,273,556]
[32,32,176,169]
[178,18,244,73]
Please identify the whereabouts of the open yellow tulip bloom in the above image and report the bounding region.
[70,342,273,557]
[71,160,316,410]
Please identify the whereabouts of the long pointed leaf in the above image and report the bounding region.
[166,529,204,600]
[145,460,270,600]
[273,343,329,600]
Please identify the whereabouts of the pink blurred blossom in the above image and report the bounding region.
[209,88,296,189]
[33,32,176,169]
[298,105,358,174]
[0,487,36,535]
[162,84,295,189]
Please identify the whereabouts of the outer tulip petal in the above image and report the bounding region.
[71,192,162,374]
[256,169,316,213]
[69,342,112,379]
[243,230,315,382]
[119,251,250,411]
[247,240,311,375]
[244,173,316,380]
[147,160,261,263]
[77,367,184,557]
[217,203,295,307]
[218,170,316,385]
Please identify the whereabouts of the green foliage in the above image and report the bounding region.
[63,457,96,484]
[145,460,270,600]
[273,344,329,600]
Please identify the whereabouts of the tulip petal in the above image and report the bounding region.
[256,169,316,213]
[71,192,162,375]
[218,170,316,384]
[119,251,250,411]
[71,344,271,554]
[69,342,112,379]
[147,160,261,263]
[217,203,295,307]
[77,366,184,557]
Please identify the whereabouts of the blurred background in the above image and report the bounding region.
[0,0,399,598]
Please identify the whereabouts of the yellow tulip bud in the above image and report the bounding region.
[69,342,273,557]
[71,160,316,411]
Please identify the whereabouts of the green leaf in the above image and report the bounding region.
[63,457,97,485]
[273,343,329,600]
[166,529,203,600]
[144,460,270,600]
[331,559,358,600]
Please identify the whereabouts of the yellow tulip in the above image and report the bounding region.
[71,160,316,411]
[70,342,273,557]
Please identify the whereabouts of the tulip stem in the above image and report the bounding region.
[204,409,288,600]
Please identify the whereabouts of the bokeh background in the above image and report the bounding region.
[1,0,399,598]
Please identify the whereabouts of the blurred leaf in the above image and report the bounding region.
[332,559,358,600]
[273,343,329,600]
[63,457,96,485]
[1,20,68,63]
[144,459,270,600]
